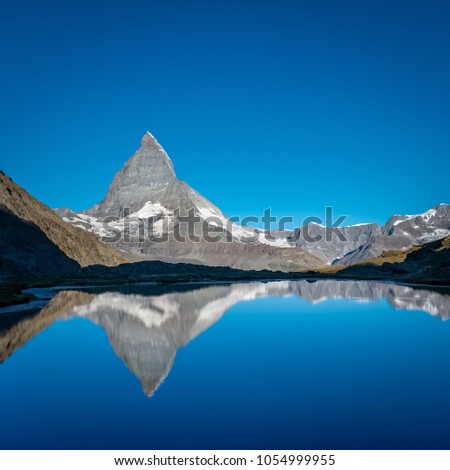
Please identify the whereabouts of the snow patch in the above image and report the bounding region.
[257,232,292,248]
[129,201,173,219]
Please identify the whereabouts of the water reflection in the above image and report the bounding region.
[1,280,449,396]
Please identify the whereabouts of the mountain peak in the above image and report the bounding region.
[141,131,160,148]
[136,131,176,177]
[85,132,178,216]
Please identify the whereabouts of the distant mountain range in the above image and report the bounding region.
[0,132,449,284]
[338,204,450,265]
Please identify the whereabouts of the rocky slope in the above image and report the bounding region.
[289,222,382,264]
[339,204,450,265]
[0,171,126,273]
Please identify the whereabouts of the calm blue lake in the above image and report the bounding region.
[1,280,450,449]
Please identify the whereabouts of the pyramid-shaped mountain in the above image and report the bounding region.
[56,132,323,272]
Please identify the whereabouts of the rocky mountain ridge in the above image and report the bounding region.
[339,204,450,265]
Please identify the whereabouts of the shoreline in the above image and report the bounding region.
[1,273,449,310]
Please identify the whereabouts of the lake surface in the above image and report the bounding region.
[1,279,450,449]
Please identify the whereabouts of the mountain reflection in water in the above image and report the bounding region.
[1,280,449,396]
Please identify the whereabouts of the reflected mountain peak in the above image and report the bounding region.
[1,280,449,397]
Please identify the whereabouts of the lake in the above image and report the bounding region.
[1,279,450,449]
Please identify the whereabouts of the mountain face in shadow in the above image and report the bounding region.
[0,206,79,278]
[1,280,449,396]
[0,171,125,279]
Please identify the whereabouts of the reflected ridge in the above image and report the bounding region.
[1,280,449,396]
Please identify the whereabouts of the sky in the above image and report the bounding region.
[1,0,449,227]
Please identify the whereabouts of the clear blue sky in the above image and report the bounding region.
[1,0,449,226]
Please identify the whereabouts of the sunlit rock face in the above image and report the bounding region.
[89,132,178,218]
[86,132,225,225]
[289,223,382,264]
